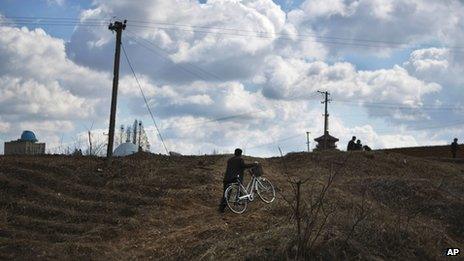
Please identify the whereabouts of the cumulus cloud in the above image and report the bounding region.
[0,77,91,121]
[400,47,464,130]
[2,0,464,155]
[405,48,450,74]
[258,55,441,123]
[404,48,464,89]
[0,25,112,146]
[0,26,111,97]
[67,0,327,83]
[290,0,464,56]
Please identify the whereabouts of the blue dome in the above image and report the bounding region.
[20,130,38,142]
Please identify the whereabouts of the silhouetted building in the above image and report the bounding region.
[4,131,45,155]
[313,131,339,150]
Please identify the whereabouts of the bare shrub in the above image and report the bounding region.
[344,189,370,245]
[278,151,372,259]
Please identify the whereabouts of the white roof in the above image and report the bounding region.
[114,142,138,157]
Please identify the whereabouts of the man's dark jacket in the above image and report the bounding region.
[224,156,254,182]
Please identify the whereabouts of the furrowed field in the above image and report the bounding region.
[1,150,463,260]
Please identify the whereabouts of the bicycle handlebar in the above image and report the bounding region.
[235,163,261,178]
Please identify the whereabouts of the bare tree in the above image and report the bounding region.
[344,189,370,245]
[277,149,350,259]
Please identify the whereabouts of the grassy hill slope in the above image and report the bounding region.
[0,151,463,260]
[381,145,463,159]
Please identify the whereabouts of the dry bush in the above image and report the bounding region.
[278,153,372,260]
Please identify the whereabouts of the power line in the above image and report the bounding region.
[1,21,462,53]
[4,16,464,52]
[127,19,410,46]
[0,22,105,27]
[126,24,464,53]
[1,16,460,49]
[128,24,413,50]
[2,16,108,20]
[0,16,417,47]
[125,19,464,51]
[121,42,170,154]
[123,18,464,51]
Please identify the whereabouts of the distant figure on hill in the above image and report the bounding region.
[355,140,363,150]
[451,138,459,158]
[347,136,356,151]
[219,148,256,213]
[363,145,372,151]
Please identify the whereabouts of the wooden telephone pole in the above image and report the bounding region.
[106,20,126,158]
[317,90,331,149]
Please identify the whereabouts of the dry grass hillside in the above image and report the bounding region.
[381,145,463,159]
[0,151,463,260]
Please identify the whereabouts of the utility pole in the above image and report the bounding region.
[106,20,126,158]
[306,131,311,152]
[317,90,331,149]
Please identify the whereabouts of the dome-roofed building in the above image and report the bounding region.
[20,130,38,143]
[113,142,139,157]
[4,130,46,155]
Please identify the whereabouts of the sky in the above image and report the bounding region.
[0,0,463,156]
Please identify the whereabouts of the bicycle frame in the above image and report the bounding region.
[236,172,259,201]
[225,168,275,214]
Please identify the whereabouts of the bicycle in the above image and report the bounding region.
[224,166,275,214]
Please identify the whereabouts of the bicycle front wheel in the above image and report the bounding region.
[256,177,275,203]
[225,183,248,214]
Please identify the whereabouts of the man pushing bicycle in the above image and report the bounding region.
[219,148,256,213]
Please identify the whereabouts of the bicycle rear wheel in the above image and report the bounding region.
[256,177,275,203]
[225,183,248,214]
